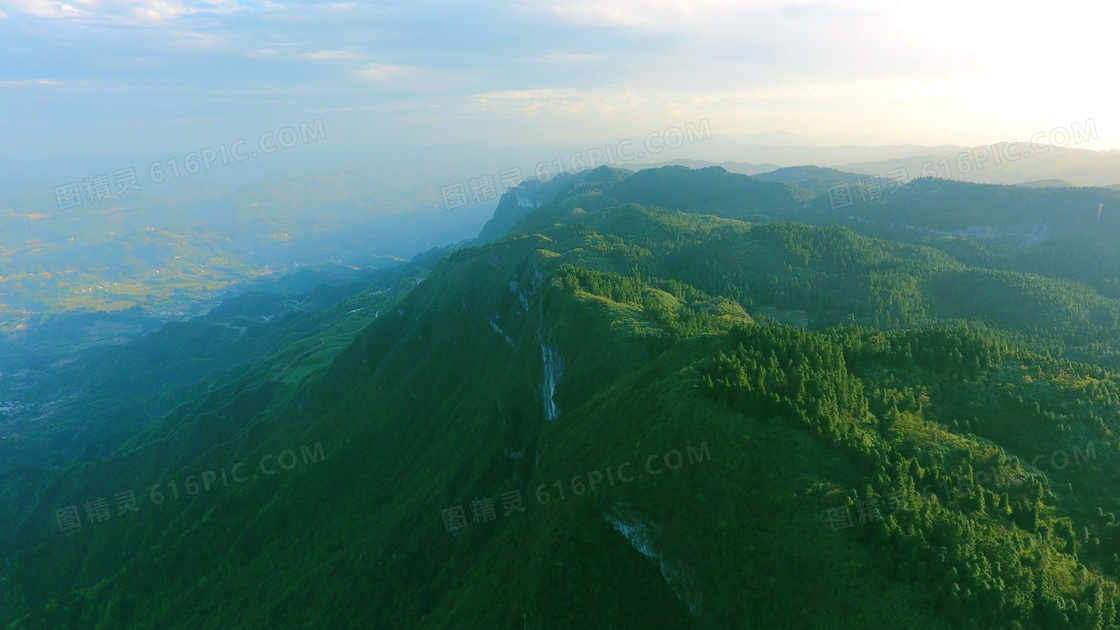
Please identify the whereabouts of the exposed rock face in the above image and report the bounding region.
[604,502,702,617]
[539,336,563,421]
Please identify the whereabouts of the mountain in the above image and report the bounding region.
[753,165,865,195]
[478,165,812,243]
[1018,179,1076,188]
[474,169,625,243]
[631,159,781,176]
[837,145,1120,188]
[777,176,1120,304]
[8,166,1120,628]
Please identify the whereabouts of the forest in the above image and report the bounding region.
[5,166,1120,628]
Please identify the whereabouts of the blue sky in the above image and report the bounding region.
[1,0,1117,160]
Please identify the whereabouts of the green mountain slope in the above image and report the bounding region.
[753,165,865,195]
[8,167,1120,628]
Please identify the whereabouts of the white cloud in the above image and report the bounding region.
[2,0,87,18]
[535,52,601,64]
[522,0,878,31]
[0,78,95,86]
[130,0,194,21]
[528,0,697,31]
[160,27,231,51]
[302,49,365,61]
[0,0,242,21]
[0,9,8,16]
[357,63,409,81]
[468,88,644,118]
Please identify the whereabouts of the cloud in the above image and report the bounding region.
[0,9,8,16]
[523,0,880,31]
[521,0,766,31]
[129,0,195,21]
[468,88,645,118]
[2,0,87,18]
[0,78,95,86]
[357,63,409,81]
[528,0,696,30]
[535,53,601,64]
[161,27,230,51]
[302,49,365,62]
[778,2,872,19]
[0,0,241,21]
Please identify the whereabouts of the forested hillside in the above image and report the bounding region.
[7,166,1120,628]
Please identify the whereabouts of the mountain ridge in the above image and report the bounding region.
[7,165,1120,628]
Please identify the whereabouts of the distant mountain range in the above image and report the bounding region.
[639,144,1120,188]
[1018,179,1076,188]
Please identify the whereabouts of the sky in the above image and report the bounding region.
[1,0,1117,161]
